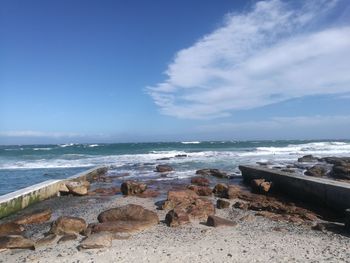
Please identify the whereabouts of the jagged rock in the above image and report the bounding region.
[57,234,77,243]
[78,232,113,249]
[216,199,230,209]
[298,155,318,162]
[14,209,52,225]
[0,235,35,250]
[305,165,326,177]
[206,215,237,227]
[49,216,87,235]
[251,179,272,194]
[196,169,229,178]
[165,209,190,227]
[155,165,174,173]
[187,185,212,196]
[191,177,210,186]
[162,190,199,210]
[35,234,57,246]
[0,222,24,236]
[65,180,90,196]
[120,181,147,195]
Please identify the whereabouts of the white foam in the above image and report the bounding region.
[33,148,52,151]
[88,144,99,147]
[181,141,201,144]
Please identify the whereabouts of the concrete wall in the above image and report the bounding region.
[239,165,350,213]
[0,166,107,219]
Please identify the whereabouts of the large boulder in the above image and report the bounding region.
[250,179,272,194]
[213,184,240,199]
[305,165,326,177]
[14,208,52,225]
[185,198,215,220]
[78,232,113,249]
[0,222,24,236]
[65,181,90,196]
[190,177,210,186]
[0,235,35,250]
[206,215,237,227]
[162,190,199,210]
[49,216,87,235]
[165,209,190,227]
[187,185,212,196]
[196,169,229,178]
[94,204,159,234]
[120,181,147,195]
[155,165,174,173]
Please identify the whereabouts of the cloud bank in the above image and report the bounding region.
[148,0,350,119]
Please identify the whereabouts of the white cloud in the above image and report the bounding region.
[148,0,350,119]
[0,130,82,138]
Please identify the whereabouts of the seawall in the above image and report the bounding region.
[0,166,107,219]
[239,165,350,213]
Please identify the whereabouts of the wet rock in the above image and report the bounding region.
[191,177,210,186]
[305,165,327,177]
[162,190,199,210]
[321,157,350,166]
[50,216,87,235]
[196,169,229,178]
[298,155,318,162]
[187,185,212,196]
[35,234,57,246]
[155,165,174,173]
[136,189,160,198]
[0,222,24,236]
[88,187,120,196]
[165,209,190,227]
[65,180,90,196]
[216,199,230,209]
[0,235,35,250]
[251,179,271,194]
[332,165,350,180]
[121,181,147,195]
[206,215,237,227]
[57,234,77,243]
[78,232,113,249]
[14,208,52,225]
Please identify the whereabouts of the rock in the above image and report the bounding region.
[35,234,57,246]
[213,184,240,199]
[298,155,318,162]
[94,204,159,233]
[49,216,87,235]
[185,198,215,220]
[78,232,113,249]
[120,181,147,195]
[216,199,230,209]
[312,223,326,232]
[227,185,241,199]
[239,214,255,222]
[191,177,210,186]
[332,165,350,180]
[57,234,77,243]
[321,157,350,166]
[88,187,120,196]
[14,209,52,225]
[233,201,249,210]
[165,209,190,227]
[206,215,237,227]
[175,154,187,158]
[250,179,271,194]
[0,222,24,236]
[162,190,199,210]
[65,181,90,196]
[196,169,229,178]
[305,165,326,177]
[187,185,212,196]
[58,183,70,193]
[155,165,174,173]
[0,235,35,250]
[136,189,160,198]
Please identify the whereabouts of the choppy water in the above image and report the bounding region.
[1,140,350,195]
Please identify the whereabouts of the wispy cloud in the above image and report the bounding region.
[0,130,83,138]
[148,0,350,119]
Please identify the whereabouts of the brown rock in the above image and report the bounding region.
[49,216,87,235]
[35,234,57,246]
[78,232,113,249]
[0,222,24,236]
[196,169,229,178]
[0,235,35,250]
[88,187,120,196]
[212,183,228,198]
[305,165,326,177]
[165,209,190,227]
[136,189,160,198]
[216,199,230,209]
[155,165,174,173]
[191,177,210,186]
[251,179,271,194]
[206,215,237,227]
[227,185,241,199]
[233,201,249,210]
[65,181,90,196]
[185,198,215,220]
[162,190,199,210]
[120,181,147,195]
[187,185,212,196]
[57,234,77,243]
[14,209,52,225]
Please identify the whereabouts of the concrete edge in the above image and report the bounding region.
[0,166,108,219]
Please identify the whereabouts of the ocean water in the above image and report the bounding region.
[1,140,350,196]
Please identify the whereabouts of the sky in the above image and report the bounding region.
[1,0,350,144]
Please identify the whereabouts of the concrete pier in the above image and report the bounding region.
[0,166,107,219]
[239,165,350,213]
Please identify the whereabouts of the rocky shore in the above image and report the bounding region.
[0,156,350,262]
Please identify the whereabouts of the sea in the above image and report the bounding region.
[1,140,350,196]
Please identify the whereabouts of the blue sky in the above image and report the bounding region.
[1,0,350,144]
